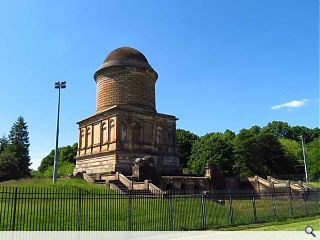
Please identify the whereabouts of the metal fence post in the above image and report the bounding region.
[168,193,173,231]
[252,190,257,223]
[303,188,309,216]
[272,193,276,222]
[200,193,206,229]
[288,189,293,217]
[128,193,132,231]
[77,188,82,231]
[11,187,18,231]
[318,190,320,214]
[229,190,234,226]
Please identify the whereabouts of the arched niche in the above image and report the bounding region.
[102,122,108,144]
[167,128,174,145]
[86,126,92,147]
[80,129,85,149]
[132,122,141,144]
[108,119,115,142]
[120,121,127,141]
[156,126,163,145]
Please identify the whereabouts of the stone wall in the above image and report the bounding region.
[95,66,156,112]
[74,153,116,175]
[75,106,180,176]
[160,176,210,192]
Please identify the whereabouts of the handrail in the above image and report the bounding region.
[109,182,123,193]
[83,173,94,183]
[149,183,164,197]
[118,173,133,190]
[257,177,270,187]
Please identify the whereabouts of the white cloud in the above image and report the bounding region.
[271,99,308,110]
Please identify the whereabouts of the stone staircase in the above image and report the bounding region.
[80,172,163,197]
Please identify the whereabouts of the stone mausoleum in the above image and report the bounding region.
[74,47,181,178]
[73,47,307,194]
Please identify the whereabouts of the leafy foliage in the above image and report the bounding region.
[0,145,19,181]
[37,143,77,176]
[176,129,198,170]
[279,138,303,173]
[189,131,234,176]
[184,121,319,178]
[232,128,288,177]
[41,161,75,178]
[306,138,320,181]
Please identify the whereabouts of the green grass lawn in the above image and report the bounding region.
[308,182,320,189]
[0,177,109,190]
[221,216,320,231]
[0,178,318,231]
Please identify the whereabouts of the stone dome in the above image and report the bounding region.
[94,47,156,79]
[105,47,149,64]
[94,46,158,112]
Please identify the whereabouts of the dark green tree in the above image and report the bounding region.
[232,128,259,176]
[189,132,234,176]
[8,116,31,178]
[0,136,9,153]
[0,145,18,181]
[291,126,313,143]
[176,129,198,170]
[263,121,293,139]
[232,128,288,177]
[279,138,303,174]
[306,138,320,181]
[311,127,320,140]
[38,143,77,173]
[256,133,291,175]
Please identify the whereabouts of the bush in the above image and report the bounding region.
[39,161,75,178]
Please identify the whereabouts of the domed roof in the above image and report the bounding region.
[94,47,157,79]
[104,47,149,64]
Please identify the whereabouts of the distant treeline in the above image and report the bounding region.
[177,121,320,180]
[34,121,320,181]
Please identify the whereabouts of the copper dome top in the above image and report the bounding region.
[94,47,157,79]
[104,47,148,64]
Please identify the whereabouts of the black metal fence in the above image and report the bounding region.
[0,187,319,231]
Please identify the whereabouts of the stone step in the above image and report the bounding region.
[94,179,106,184]
[108,179,155,196]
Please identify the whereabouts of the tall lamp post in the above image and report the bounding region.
[300,135,308,183]
[53,81,66,184]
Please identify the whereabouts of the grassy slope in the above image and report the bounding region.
[308,182,320,189]
[0,178,318,231]
[0,178,109,190]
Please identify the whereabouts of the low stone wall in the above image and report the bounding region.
[74,153,116,175]
[160,176,210,192]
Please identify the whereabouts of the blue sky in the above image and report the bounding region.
[0,0,318,169]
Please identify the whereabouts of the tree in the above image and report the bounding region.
[0,145,18,181]
[38,143,77,173]
[263,121,293,139]
[306,138,320,181]
[189,132,234,176]
[0,136,9,153]
[291,126,313,143]
[232,128,288,177]
[256,133,291,175]
[232,128,259,176]
[279,138,303,174]
[176,129,198,170]
[8,116,31,178]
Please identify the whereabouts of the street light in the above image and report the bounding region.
[53,81,66,184]
[300,135,308,183]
